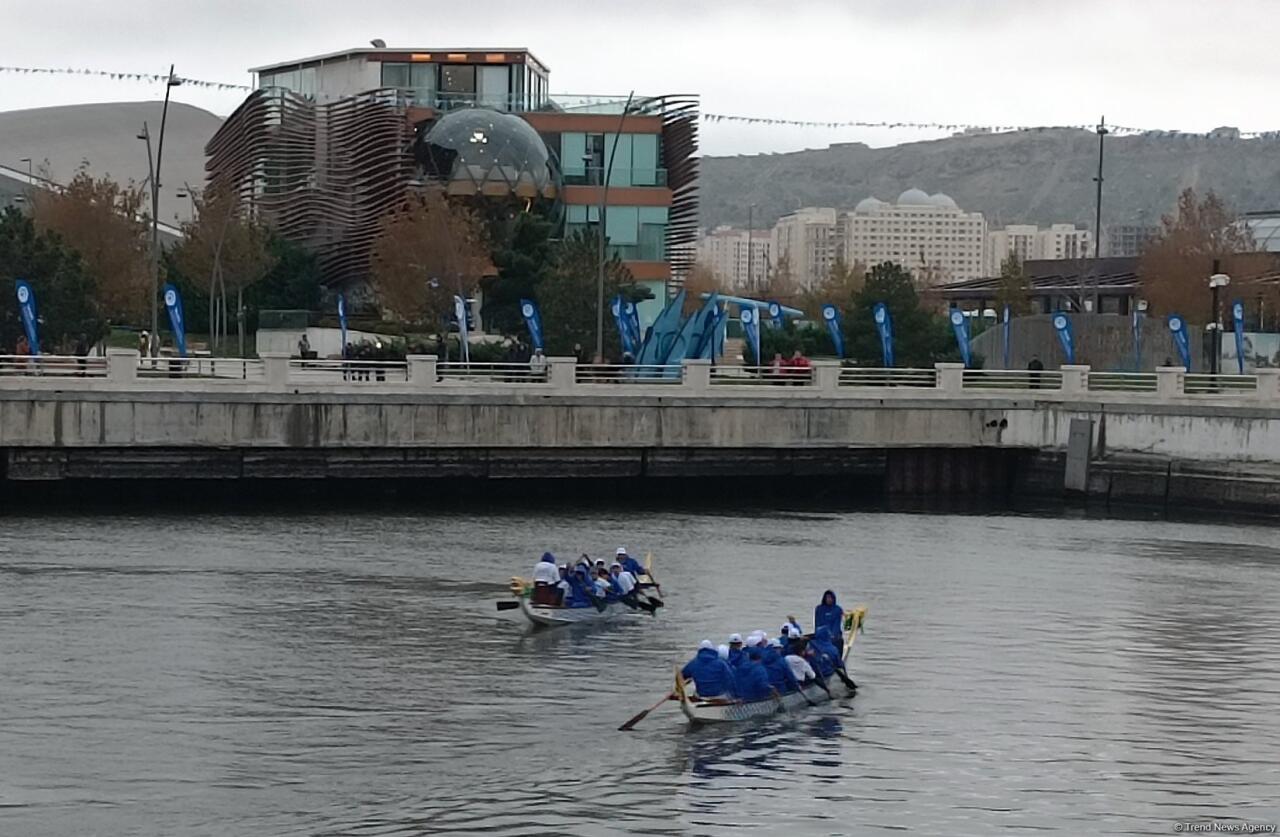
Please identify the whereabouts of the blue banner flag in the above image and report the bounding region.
[1051,312,1075,365]
[821,304,844,358]
[1002,305,1011,369]
[767,300,784,329]
[740,306,762,366]
[1232,300,1246,374]
[950,309,972,368]
[637,290,685,368]
[162,283,188,357]
[1132,307,1143,371]
[337,293,348,358]
[14,279,39,355]
[872,301,894,367]
[624,300,641,354]
[1167,314,1191,369]
[611,294,636,358]
[519,298,544,351]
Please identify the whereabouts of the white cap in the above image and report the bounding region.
[729,633,743,644]
[611,562,622,569]
[699,639,714,651]
[616,547,627,555]
[768,638,782,648]
[717,644,730,660]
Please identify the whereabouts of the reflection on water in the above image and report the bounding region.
[1,510,1279,836]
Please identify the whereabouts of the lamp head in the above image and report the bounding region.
[1209,273,1231,288]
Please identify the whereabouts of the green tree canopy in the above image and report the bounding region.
[842,261,962,368]
[536,230,650,359]
[0,207,105,353]
[481,210,556,335]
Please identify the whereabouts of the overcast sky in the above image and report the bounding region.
[5,0,1280,156]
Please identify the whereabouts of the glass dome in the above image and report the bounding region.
[415,109,560,200]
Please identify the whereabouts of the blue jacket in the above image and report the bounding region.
[564,572,594,608]
[728,646,745,669]
[735,651,773,701]
[814,590,844,644]
[762,646,799,693]
[620,556,645,578]
[810,627,842,676]
[681,647,739,698]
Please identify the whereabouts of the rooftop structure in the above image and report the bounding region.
[843,190,986,283]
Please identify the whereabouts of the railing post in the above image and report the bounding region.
[261,351,291,391]
[1156,366,1186,399]
[683,358,711,394]
[1254,368,1280,401]
[106,348,139,386]
[1060,364,1090,396]
[935,362,964,395]
[548,357,577,393]
[811,360,841,394]
[407,354,438,388]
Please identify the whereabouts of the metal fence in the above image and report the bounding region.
[288,358,409,384]
[840,368,937,389]
[1087,372,1158,393]
[962,369,1065,391]
[0,354,108,377]
[575,364,683,385]
[1184,374,1257,395]
[437,362,548,384]
[136,357,266,381]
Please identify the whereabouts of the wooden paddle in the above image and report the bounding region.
[619,691,674,731]
[495,601,519,611]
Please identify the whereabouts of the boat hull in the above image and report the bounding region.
[517,597,643,627]
[677,676,854,724]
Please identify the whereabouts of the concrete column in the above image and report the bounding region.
[683,358,711,393]
[1060,365,1090,396]
[261,352,291,391]
[1254,368,1280,401]
[547,357,577,393]
[106,348,139,385]
[935,362,965,395]
[1156,366,1185,399]
[406,354,438,388]
[811,360,841,394]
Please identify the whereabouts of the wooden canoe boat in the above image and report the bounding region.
[675,605,867,724]
[517,596,645,627]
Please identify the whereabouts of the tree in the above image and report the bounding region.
[482,210,556,335]
[1139,188,1268,317]
[682,262,724,315]
[170,185,276,354]
[0,208,105,352]
[843,261,961,367]
[369,188,488,331]
[761,253,798,302]
[994,254,1031,315]
[27,169,150,325]
[799,257,866,315]
[536,230,648,359]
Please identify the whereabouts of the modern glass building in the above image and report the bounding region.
[211,46,698,307]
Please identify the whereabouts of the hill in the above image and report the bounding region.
[0,101,223,223]
[699,128,1280,232]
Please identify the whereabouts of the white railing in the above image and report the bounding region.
[1088,372,1158,393]
[575,363,683,384]
[3,351,1278,403]
[136,356,266,381]
[288,358,409,383]
[437,362,549,384]
[962,369,1065,391]
[0,353,108,377]
[710,365,811,387]
[1184,374,1257,395]
[840,367,937,388]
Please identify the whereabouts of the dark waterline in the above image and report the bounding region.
[2,506,1278,836]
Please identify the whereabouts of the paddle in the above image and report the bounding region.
[619,691,674,731]
[495,601,519,611]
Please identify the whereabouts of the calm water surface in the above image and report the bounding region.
[1,508,1278,836]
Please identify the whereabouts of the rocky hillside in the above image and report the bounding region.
[699,128,1280,231]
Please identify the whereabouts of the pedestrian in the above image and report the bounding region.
[74,333,89,376]
[788,348,812,385]
[297,333,311,359]
[529,347,547,381]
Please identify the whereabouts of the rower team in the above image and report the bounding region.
[679,589,856,701]
[530,547,663,614]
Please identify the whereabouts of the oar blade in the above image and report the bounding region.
[495,601,520,611]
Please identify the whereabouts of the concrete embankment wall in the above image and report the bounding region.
[3,390,1279,513]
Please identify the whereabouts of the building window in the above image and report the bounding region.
[440,65,476,108]
[381,62,410,89]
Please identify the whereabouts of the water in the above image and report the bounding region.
[2,508,1279,836]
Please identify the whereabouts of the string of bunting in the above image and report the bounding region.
[6,65,1280,140]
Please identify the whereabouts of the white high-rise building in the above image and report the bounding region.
[695,226,773,290]
[771,207,840,289]
[841,190,987,284]
[987,223,1094,274]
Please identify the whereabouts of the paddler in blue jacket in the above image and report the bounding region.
[615,547,645,578]
[681,640,739,698]
[814,590,845,655]
[727,633,746,668]
[811,625,857,690]
[735,646,773,701]
[762,639,800,694]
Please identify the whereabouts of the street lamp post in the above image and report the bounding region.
[139,65,182,351]
[594,91,635,364]
[1208,263,1230,376]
